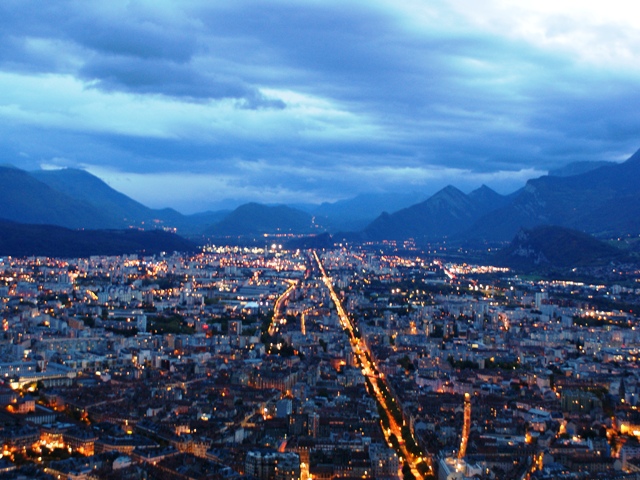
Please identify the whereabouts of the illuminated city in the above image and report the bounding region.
[1,1,640,478]
[0,242,637,478]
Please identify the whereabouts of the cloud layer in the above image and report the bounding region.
[1,0,638,212]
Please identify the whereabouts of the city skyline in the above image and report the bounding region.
[1,1,639,212]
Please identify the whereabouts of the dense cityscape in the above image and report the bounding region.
[0,241,638,479]
[3,1,640,479]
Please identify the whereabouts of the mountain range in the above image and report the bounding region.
[0,148,639,248]
[0,166,111,229]
[0,166,412,236]
[357,149,640,243]
[0,166,203,232]
[363,184,513,241]
[465,149,640,242]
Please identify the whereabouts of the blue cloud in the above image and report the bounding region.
[0,0,638,211]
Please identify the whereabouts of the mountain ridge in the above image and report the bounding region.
[1,148,638,242]
[31,168,198,231]
[0,166,117,229]
[465,148,640,241]
[363,184,509,241]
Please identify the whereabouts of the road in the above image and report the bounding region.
[268,279,298,336]
[313,251,432,479]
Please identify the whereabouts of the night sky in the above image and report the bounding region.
[1,1,639,213]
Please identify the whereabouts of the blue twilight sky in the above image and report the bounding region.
[1,0,639,213]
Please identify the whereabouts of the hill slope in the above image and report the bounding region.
[496,225,628,270]
[0,167,228,234]
[0,221,198,258]
[0,167,117,228]
[31,168,195,230]
[206,203,315,236]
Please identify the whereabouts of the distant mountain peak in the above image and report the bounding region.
[435,184,465,196]
[364,183,506,241]
[469,184,500,199]
[472,184,494,193]
[206,202,314,236]
[33,167,108,183]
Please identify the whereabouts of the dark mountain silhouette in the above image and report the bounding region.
[206,203,315,236]
[496,225,629,270]
[31,168,210,233]
[467,184,506,206]
[32,168,158,225]
[0,220,197,258]
[363,185,508,241]
[3,148,640,244]
[466,149,640,241]
[0,167,225,234]
[0,166,117,228]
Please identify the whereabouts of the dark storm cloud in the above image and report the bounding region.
[78,57,286,108]
[66,15,196,63]
[0,0,638,211]
[0,1,281,106]
[189,2,597,173]
[0,1,197,62]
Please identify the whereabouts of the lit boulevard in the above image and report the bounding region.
[459,392,471,460]
[269,279,298,336]
[313,251,432,479]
